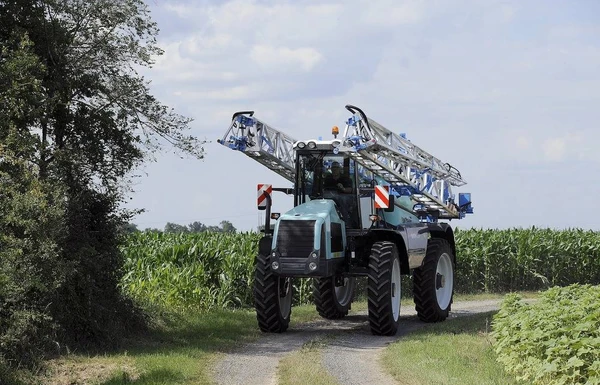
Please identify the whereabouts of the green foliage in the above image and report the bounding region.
[491,284,600,385]
[1,0,204,371]
[121,231,313,311]
[0,172,65,365]
[0,28,65,367]
[121,227,600,312]
[50,186,147,348]
[455,227,600,293]
[382,312,518,385]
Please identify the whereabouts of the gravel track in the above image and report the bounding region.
[212,299,503,385]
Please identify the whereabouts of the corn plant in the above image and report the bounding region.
[120,231,315,311]
[120,227,600,312]
[454,227,600,294]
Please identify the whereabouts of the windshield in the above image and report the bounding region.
[296,151,364,228]
[296,152,356,202]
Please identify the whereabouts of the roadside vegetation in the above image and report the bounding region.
[0,0,204,381]
[25,296,506,385]
[492,284,600,385]
[32,303,330,385]
[382,311,518,385]
[6,224,599,384]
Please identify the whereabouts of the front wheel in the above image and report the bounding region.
[367,241,402,336]
[253,253,293,332]
[313,276,355,319]
[413,238,455,322]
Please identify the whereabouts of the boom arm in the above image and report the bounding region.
[217,111,297,182]
[217,106,473,221]
[342,105,471,219]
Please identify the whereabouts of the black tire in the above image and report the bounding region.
[253,253,293,332]
[367,241,402,336]
[313,276,356,319]
[413,238,455,323]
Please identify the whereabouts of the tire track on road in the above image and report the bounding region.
[211,315,366,385]
[321,299,503,385]
[212,299,503,385]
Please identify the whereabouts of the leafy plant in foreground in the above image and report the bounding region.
[491,284,600,385]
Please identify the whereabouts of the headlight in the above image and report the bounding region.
[296,141,306,149]
[308,141,317,149]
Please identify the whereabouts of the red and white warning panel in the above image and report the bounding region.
[257,184,273,208]
[374,185,389,209]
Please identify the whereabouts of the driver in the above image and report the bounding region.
[324,162,352,193]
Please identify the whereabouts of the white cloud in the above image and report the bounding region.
[541,133,588,162]
[250,45,323,72]
[127,0,600,232]
[542,137,567,161]
[516,136,529,150]
[359,0,424,26]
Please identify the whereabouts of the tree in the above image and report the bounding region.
[220,220,237,233]
[164,222,189,234]
[0,0,205,366]
[119,222,140,235]
[188,221,207,233]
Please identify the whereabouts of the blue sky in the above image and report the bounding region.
[126,0,600,232]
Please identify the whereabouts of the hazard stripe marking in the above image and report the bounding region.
[374,185,389,208]
[257,184,272,207]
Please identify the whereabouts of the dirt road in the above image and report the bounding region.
[211,299,503,385]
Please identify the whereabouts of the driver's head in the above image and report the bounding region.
[331,162,342,178]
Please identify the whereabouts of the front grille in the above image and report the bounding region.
[276,220,315,257]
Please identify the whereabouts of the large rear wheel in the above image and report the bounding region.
[367,241,401,336]
[313,276,355,319]
[413,238,454,322]
[253,253,293,332]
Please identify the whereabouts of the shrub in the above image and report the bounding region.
[491,284,600,385]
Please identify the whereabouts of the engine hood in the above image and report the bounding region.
[278,199,340,222]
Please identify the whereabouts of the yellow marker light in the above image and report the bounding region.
[332,125,339,135]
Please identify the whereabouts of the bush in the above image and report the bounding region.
[491,284,600,385]
[0,177,146,367]
[0,166,65,366]
[49,187,146,349]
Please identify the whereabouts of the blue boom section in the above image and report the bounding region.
[217,112,298,183]
[343,109,474,221]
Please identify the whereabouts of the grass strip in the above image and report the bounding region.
[277,337,339,385]
[381,311,517,385]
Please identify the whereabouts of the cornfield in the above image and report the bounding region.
[120,231,314,311]
[455,227,600,293]
[120,227,600,312]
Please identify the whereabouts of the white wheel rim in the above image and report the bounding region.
[436,253,453,310]
[391,258,401,321]
[334,277,355,306]
[278,278,292,318]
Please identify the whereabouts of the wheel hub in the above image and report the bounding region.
[436,273,445,289]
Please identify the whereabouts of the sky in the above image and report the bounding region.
[125,0,600,232]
